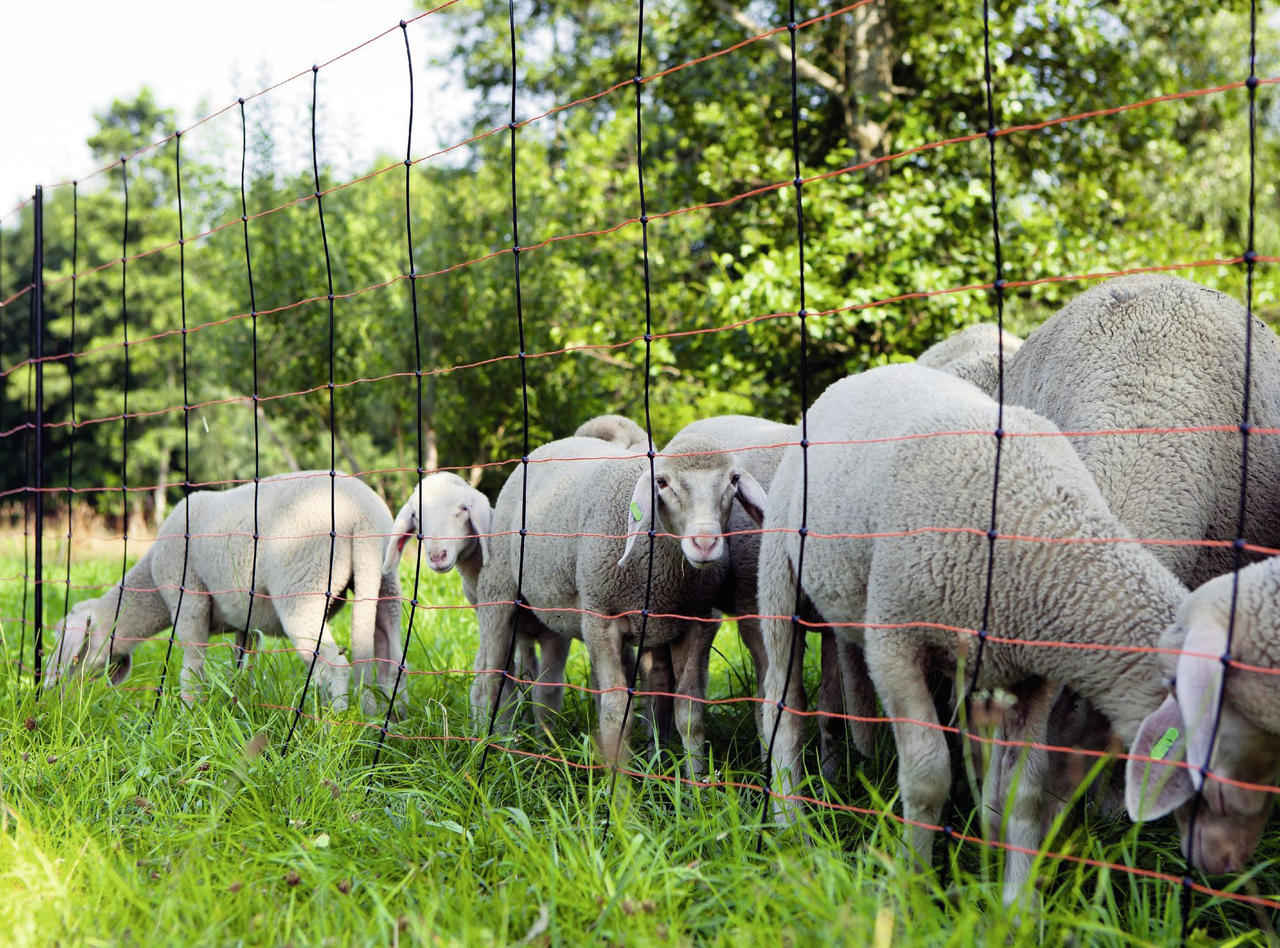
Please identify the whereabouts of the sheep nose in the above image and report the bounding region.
[1194,820,1250,875]
[689,535,720,557]
[428,550,450,568]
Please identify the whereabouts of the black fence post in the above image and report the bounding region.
[32,185,45,686]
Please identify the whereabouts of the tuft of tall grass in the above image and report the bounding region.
[0,551,1275,946]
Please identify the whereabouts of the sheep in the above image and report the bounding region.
[758,363,1187,905]
[917,322,1024,398]
[679,414,879,775]
[472,428,767,775]
[995,274,1280,847]
[1126,554,1280,875]
[1003,274,1280,589]
[46,472,405,715]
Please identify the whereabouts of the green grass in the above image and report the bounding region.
[1,549,1276,946]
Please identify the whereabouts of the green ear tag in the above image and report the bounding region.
[1150,726,1180,761]
[630,500,643,523]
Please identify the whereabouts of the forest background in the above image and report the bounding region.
[1,0,1275,525]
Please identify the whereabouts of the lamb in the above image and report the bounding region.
[47,472,405,715]
[759,363,1188,905]
[1126,554,1280,874]
[1003,274,1280,588]
[679,414,879,774]
[382,415,651,719]
[917,322,1023,397]
[472,428,767,775]
[996,274,1280,842]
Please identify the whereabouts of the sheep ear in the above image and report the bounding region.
[383,502,417,574]
[467,490,493,566]
[733,470,767,526]
[1175,613,1228,792]
[618,471,654,568]
[1125,694,1194,820]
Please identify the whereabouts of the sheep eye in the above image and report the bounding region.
[655,477,668,490]
[730,473,741,486]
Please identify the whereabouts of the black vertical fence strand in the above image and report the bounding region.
[105,157,131,672]
[601,0,658,842]
[368,19,425,772]
[52,181,80,685]
[151,131,192,720]
[235,98,264,672]
[1179,3,1260,940]
[759,0,813,851]
[282,64,340,754]
[479,0,531,775]
[31,186,44,685]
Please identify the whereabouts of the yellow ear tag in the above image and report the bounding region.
[630,501,643,523]
[1151,727,1180,761]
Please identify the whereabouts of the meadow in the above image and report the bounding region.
[0,540,1277,948]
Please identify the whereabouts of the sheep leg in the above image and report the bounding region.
[582,615,633,767]
[531,627,571,725]
[997,680,1058,907]
[469,599,524,732]
[817,633,843,782]
[277,594,351,713]
[760,618,809,820]
[373,572,406,718]
[865,633,950,872]
[175,580,212,705]
[736,616,768,747]
[639,643,675,750]
[837,638,878,759]
[668,624,716,779]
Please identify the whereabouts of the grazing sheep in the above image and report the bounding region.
[996,274,1280,850]
[1126,555,1280,875]
[679,414,878,774]
[473,429,766,775]
[1003,274,1280,588]
[917,322,1024,397]
[759,364,1186,905]
[47,472,405,715]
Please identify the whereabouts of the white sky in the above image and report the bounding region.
[1,0,476,214]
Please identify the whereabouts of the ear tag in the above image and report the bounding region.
[1150,727,1180,761]
[630,501,643,523]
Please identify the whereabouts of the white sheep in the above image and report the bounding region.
[382,416,650,719]
[917,322,1024,398]
[1003,274,1280,588]
[473,428,767,775]
[1126,554,1280,874]
[759,363,1187,905]
[679,414,879,774]
[997,274,1280,846]
[47,472,405,715]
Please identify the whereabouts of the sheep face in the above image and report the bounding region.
[1125,604,1280,875]
[619,437,767,569]
[386,473,492,575]
[44,598,134,687]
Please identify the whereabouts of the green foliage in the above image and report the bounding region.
[2,2,1278,515]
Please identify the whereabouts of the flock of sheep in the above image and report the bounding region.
[44,273,1280,904]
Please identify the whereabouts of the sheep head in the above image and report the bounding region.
[384,473,493,575]
[44,595,134,687]
[1125,602,1280,874]
[619,431,766,569]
